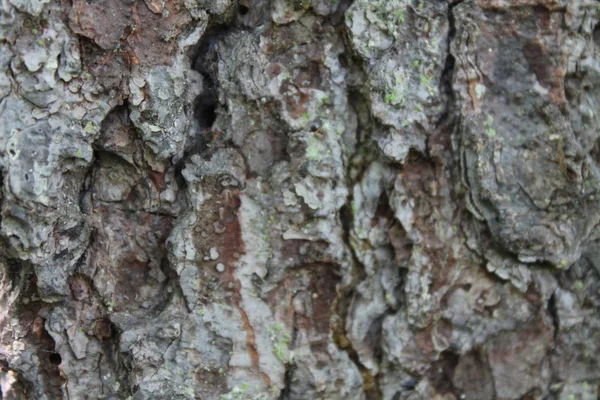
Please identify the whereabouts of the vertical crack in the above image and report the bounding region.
[191,26,222,133]
[333,0,465,398]
[335,201,382,400]
[333,85,383,398]
[436,0,462,134]
[547,290,560,342]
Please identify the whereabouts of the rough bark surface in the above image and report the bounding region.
[1,0,599,399]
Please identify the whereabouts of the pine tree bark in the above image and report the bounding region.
[1,0,599,399]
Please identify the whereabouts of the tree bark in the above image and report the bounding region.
[1,0,599,399]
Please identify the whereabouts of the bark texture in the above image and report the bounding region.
[1,0,600,399]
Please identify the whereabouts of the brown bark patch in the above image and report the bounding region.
[522,38,565,106]
[69,0,134,50]
[90,206,173,312]
[267,263,341,354]
[126,0,191,67]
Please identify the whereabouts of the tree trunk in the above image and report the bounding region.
[1,0,599,399]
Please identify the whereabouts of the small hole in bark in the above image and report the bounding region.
[238,4,249,15]
[49,352,62,365]
[193,78,218,131]
[24,174,29,181]
[198,102,217,129]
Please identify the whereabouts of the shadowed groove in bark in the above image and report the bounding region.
[436,0,462,135]
[32,320,65,398]
[191,25,222,133]
[177,22,237,183]
[547,290,560,342]
[334,87,383,398]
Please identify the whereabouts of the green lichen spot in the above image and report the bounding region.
[483,114,496,137]
[306,145,320,160]
[299,112,311,124]
[267,323,290,363]
[84,121,94,134]
[351,200,359,214]
[385,90,404,106]
[396,8,405,23]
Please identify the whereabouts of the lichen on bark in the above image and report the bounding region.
[1,0,600,399]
